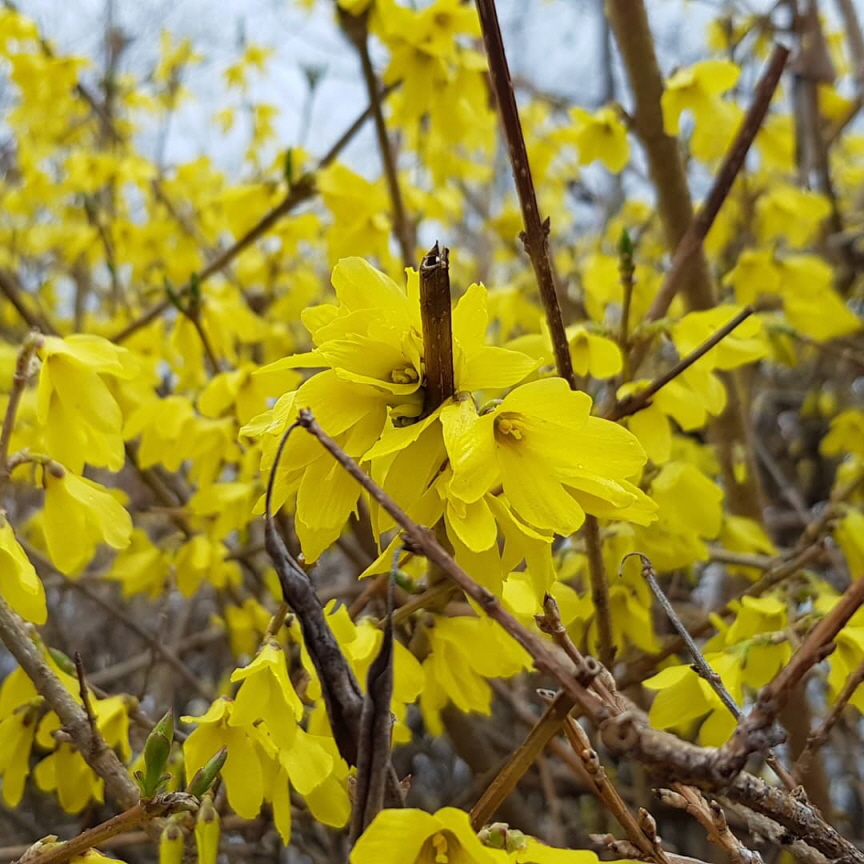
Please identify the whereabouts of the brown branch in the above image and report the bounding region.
[0,271,55,335]
[0,596,140,809]
[263,422,404,808]
[470,689,581,829]
[655,786,760,864]
[419,243,455,414]
[349,552,398,844]
[339,9,414,269]
[717,574,864,780]
[475,0,576,388]
[14,794,196,864]
[0,332,39,487]
[795,654,864,780]
[584,515,615,670]
[640,43,790,328]
[540,690,672,864]
[608,306,756,421]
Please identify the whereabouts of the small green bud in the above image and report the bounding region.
[137,711,174,797]
[48,649,76,675]
[283,148,294,186]
[618,227,634,258]
[186,746,228,798]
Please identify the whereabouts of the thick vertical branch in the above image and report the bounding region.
[419,243,454,414]
[475,0,576,389]
[604,0,767,522]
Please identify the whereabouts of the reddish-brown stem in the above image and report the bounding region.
[419,242,454,413]
[475,0,576,389]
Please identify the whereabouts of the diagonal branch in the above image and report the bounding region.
[111,87,390,344]
[0,596,140,809]
[608,306,757,421]
[295,409,861,862]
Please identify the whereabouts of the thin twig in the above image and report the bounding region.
[340,9,414,269]
[585,515,615,670]
[539,689,672,864]
[656,786,762,864]
[608,306,756,421]
[717,574,864,779]
[111,85,389,344]
[0,271,54,334]
[629,553,741,719]
[73,652,99,744]
[628,553,798,792]
[469,687,581,829]
[617,541,826,689]
[475,0,576,388]
[618,230,635,381]
[795,654,864,780]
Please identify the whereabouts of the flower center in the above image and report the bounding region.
[494,413,524,442]
[391,366,419,385]
[432,833,449,863]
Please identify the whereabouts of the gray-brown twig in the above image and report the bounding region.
[0,596,140,809]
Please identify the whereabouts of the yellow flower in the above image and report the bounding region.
[33,741,105,813]
[662,59,740,136]
[182,697,265,819]
[174,535,242,596]
[195,796,220,864]
[42,468,133,574]
[631,461,723,570]
[351,806,502,864]
[566,106,630,173]
[644,651,744,746]
[198,363,300,425]
[229,641,305,751]
[442,378,656,536]
[755,185,831,248]
[0,702,39,805]
[107,529,171,599]
[670,305,768,371]
[247,260,536,562]
[420,616,530,735]
[35,335,137,473]
[566,326,622,378]
[0,511,46,623]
